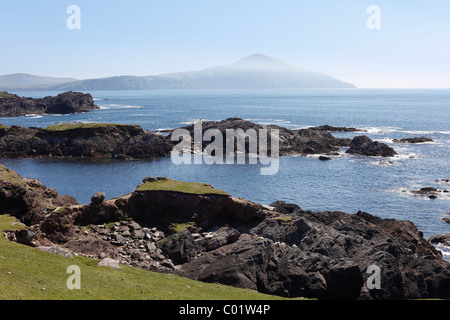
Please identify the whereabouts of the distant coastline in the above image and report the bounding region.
[0,54,356,91]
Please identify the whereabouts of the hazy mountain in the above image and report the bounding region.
[2,54,356,91]
[0,73,77,91]
[153,54,356,89]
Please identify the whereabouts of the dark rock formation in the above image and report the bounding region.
[0,123,172,159]
[393,137,433,144]
[168,118,353,156]
[308,125,366,132]
[346,136,397,157]
[0,91,99,117]
[0,164,78,225]
[410,187,447,199]
[429,233,450,247]
[443,215,450,224]
[0,118,398,159]
[91,192,106,205]
[2,166,449,300]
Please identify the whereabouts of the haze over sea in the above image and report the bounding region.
[1,89,449,258]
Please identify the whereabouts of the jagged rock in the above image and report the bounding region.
[346,136,397,157]
[0,123,172,159]
[0,164,78,225]
[0,91,99,117]
[308,125,366,132]
[429,233,450,247]
[269,201,302,214]
[91,192,106,205]
[15,229,36,245]
[393,137,433,143]
[3,164,450,300]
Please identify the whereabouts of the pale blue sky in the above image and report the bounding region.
[1,1,449,88]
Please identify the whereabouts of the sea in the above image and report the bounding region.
[1,89,449,259]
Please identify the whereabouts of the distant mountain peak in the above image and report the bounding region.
[0,54,356,90]
[230,54,300,71]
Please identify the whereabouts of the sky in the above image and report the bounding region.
[1,0,449,88]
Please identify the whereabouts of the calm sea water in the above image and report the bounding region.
[1,89,449,257]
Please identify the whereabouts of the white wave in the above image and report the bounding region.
[179,119,222,125]
[99,104,143,110]
[434,243,450,259]
[400,130,450,135]
[25,114,43,119]
[359,126,401,134]
[376,137,394,144]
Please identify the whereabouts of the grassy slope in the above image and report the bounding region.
[137,179,229,196]
[42,123,140,132]
[0,92,17,99]
[0,214,293,300]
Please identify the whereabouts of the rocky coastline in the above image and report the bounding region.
[0,91,99,117]
[0,118,397,159]
[1,164,450,300]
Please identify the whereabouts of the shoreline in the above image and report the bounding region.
[1,163,450,300]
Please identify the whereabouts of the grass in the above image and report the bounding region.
[137,178,229,196]
[168,221,196,234]
[275,216,293,223]
[0,164,27,186]
[0,124,8,130]
[0,214,298,300]
[42,123,141,132]
[0,92,16,99]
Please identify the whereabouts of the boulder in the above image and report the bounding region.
[97,258,120,270]
[429,233,450,247]
[91,192,106,205]
[346,136,397,157]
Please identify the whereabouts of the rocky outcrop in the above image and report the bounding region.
[393,137,433,144]
[0,164,78,225]
[0,91,99,117]
[2,166,449,300]
[0,123,172,159]
[308,125,366,132]
[429,233,450,247]
[410,187,448,199]
[168,118,353,156]
[0,118,397,159]
[346,136,397,157]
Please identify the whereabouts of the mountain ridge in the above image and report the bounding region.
[0,54,356,91]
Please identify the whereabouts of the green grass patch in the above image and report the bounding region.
[42,123,140,132]
[275,216,293,223]
[0,164,27,185]
[0,214,298,300]
[137,178,229,196]
[0,92,16,99]
[0,123,8,130]
[168,221,196,234]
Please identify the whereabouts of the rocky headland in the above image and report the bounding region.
[0,91,99,117]
[0,123,171,159]
[1,164,449,300]
[0,118,398,159]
